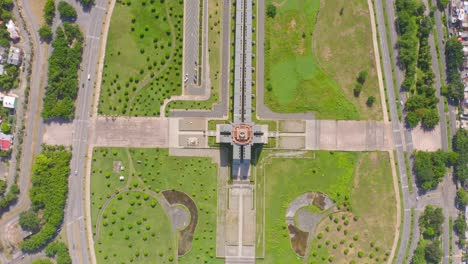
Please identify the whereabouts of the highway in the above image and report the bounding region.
[62,1,108,263]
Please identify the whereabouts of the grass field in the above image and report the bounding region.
[264,0,381,120]
[98,0,183,116]
[94,191,176,263]
[90,148,223,263]
[313,0,382,120]
[167,0,223,113]
[255,151,396,263]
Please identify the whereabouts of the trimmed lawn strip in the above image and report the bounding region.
[91,148,222,263]
[98,0,183,116]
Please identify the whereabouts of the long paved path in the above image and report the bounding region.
[63,1,109,263]
[373,0,416,262]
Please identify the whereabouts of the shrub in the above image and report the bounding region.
[366,96,376,107]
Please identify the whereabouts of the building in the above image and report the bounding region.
[0,133,13,151]
[0,65,6,76]
[5,20,19,41]
[7,46,21,66]
[3,96,17,109]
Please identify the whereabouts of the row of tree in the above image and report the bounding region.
[453,129,468,183]
[20,145,71,252]
[413,150,457,190]
[42,22,83,119]
[412,206,444,263]
[444,37,465,102]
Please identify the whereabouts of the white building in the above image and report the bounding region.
[2,96,17,109]
[5,20,19,41]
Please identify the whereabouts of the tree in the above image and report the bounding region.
[353,83,362,97]
[420,205,444,238]
[366,96,376,107]
[425,240,442,263]
[38,25,53,42]
[57,1,77,20]
[421,108,439,129]
[266,4,277,18]
[32,259,53,264]
[454,213,466,238]
[454,130,468,182]
[1,122,10,134]
[43,0,55,25]
[19,210,40,232]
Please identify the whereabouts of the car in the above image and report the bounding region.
[74,170,78,175]
[87,74,91,80]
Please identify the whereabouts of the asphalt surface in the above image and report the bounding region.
[372,0,416,263]
[183,0,201,92]
[61,1,108,263]
[170,0,229,118]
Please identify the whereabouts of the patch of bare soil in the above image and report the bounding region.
[162,190,198,256]
[322,47,331,61]
[28,0,46,26]
[112,161,122,173]
[288,224,309,256]
[272,0,288,7]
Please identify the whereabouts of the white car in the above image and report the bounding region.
[87,74,91,80]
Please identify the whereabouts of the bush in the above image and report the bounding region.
[58,1,77,20]
[19,209,40,232]
[353,83,362,97]
[266,4,277,18]
[357,70,368,84]
[366,96,376,107]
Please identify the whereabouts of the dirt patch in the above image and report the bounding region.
[296,38,305,55]
[272,0,288,7]
[112,161,122,173]
[28,0,46,26]
[310,193,326,209]
[162,190,198,256]
[288,224,308,256]
[322,47,331,61]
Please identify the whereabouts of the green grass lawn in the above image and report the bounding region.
[94,191,176,263]
[166,0,222,114]
[264,0,380,120]
[313,0,382,120]
[90,148,223,263]
[308,152,396,263]
[98,0,183,116]
[255,151,396,263]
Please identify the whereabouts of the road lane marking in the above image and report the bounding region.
[87,35,100,40]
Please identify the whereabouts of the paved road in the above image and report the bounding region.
[61,1,108,263]
[373,0,416,262]
[255,0,314,121]
[429,1,462,261]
